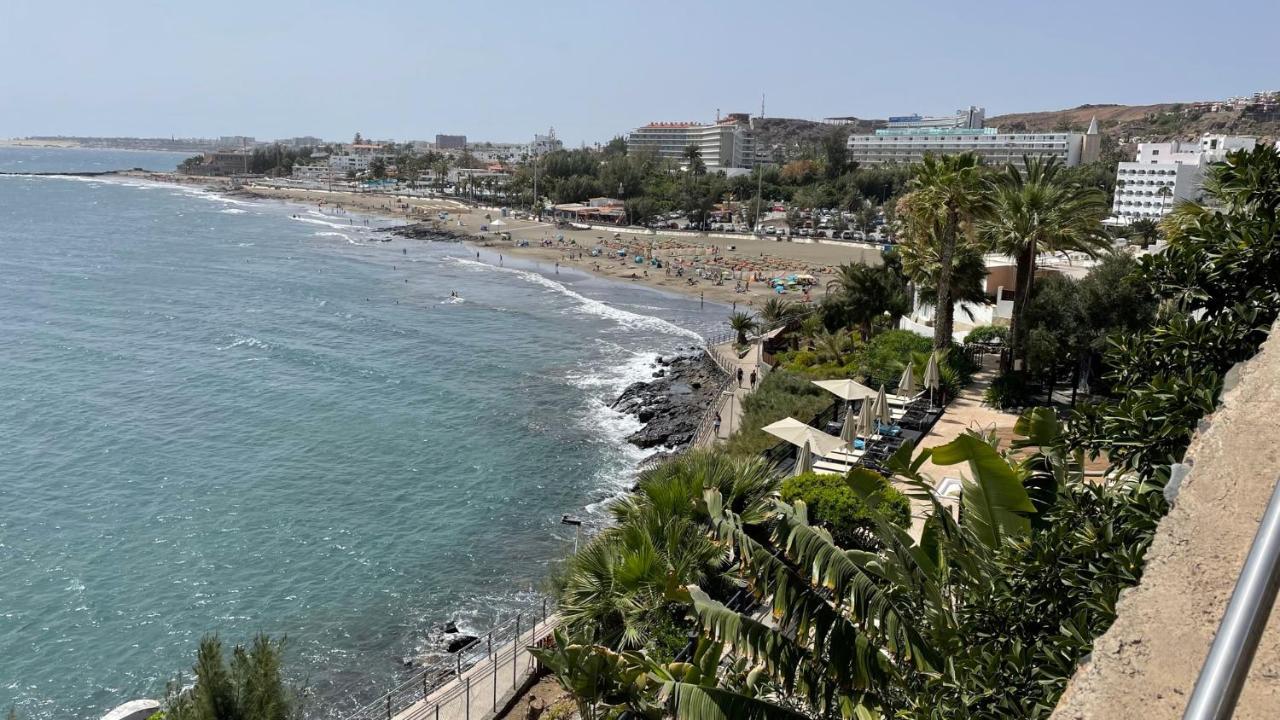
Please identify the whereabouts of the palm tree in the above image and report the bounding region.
[896,153,988,348]
[683,144,706,177]
[553,452,779,651]
[1128,217,1160,248]
[757,297,805,335]
[728,311,758,346]
[671,410,1062,719]
[824,261,910,341]
[1156,184,1173,215]
[979,156,1110,366]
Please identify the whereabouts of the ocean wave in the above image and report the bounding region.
[216,336,271,351]
[293,215,367,231]
[218,208,247,215]
[311,231,362,245]
[449,257,704,342]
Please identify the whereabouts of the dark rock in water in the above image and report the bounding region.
[446,635,478,653]
[653,369,666,378]
[389,222,466,242]
[443,620,459,634]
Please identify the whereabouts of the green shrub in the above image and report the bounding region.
[964,325,1009,345]
[780,471,911,548]
[858,329,934,389]
[724,369,833,457]
[984,371,1033,409]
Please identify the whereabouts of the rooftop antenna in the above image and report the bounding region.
[716,108,720,122]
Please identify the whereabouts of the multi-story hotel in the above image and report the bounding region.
[886,106,986,129]
[627,114,755,172]
[1111,134,1257,222]
[846,118,1100,168]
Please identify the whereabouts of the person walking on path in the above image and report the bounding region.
[749,370,757,388]
[713,412,722,436]
[736,367,744,387]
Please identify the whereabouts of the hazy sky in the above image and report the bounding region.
[3,0,1277,145]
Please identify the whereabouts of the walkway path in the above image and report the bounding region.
[700,338,767,446]
[902,354,1019,535]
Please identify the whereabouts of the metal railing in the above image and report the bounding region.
[343,602,557,720]
[1183,474,1280,720]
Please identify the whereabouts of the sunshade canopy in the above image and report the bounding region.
[763,417,847,457]
[812,378,877,401]
[923,352,942,390]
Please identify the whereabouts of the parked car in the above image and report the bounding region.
[814,230,828,238]
[841,230,854,239]
[800,228,811,237]
[765,226,777,235]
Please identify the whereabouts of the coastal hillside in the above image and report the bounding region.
[988,103,1280,142]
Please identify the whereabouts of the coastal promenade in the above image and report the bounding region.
[710,339,767,443]
[345,612,558,720]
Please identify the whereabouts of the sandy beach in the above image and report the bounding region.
[116,171,886,308]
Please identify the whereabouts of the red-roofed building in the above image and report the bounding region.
[628,114,756,172]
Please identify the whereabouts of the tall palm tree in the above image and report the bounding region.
[896,153,988,348]
[979,156,1110,366]
[683,144,706,176]
[728,311,758,346]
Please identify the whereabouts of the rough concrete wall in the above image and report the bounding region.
[1052,324,1280,719]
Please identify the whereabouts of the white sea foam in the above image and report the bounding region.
[216,336,271,351]
[311,230,362,245]
[218,208,247,215]
[293,215,367,231]
[449,257,704,342]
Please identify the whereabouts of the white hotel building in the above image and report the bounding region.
[1111,134,1256,222]
[847,122,1099,168]
[628,115,756,172]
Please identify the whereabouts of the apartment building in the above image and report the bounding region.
[1111,134,1257,221]
[846,126,1094,167]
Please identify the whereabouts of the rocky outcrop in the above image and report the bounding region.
[388,222,465,241]
[611,351,724,450]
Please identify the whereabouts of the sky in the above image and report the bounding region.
[2,0,1278,146]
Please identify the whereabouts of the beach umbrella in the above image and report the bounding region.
[812,378,877,402]
[923,351,942,408]
[762,417,846,457]
[855,399,875,439]
[794,440,813,476]
[840,403,858,447]
[898,363,917,396]
[873,384,892,429]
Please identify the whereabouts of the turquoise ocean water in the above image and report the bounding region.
[0,148,723,718]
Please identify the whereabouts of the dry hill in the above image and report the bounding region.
[989,103,1280,143]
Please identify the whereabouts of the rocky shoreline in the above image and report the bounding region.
[610,350,725,452]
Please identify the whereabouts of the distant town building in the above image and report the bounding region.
[627,114,755,172]
[846,115,1100,168]
[435,134,467,150]
[279,136,326,148]
[530,128,563,155]
[886,106,985,130]
[215,136,256,150]
[328,151,394,176]
[291,163,332,183]
[1111,133,1257,222]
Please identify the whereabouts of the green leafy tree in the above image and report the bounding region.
[368,157,387,180]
